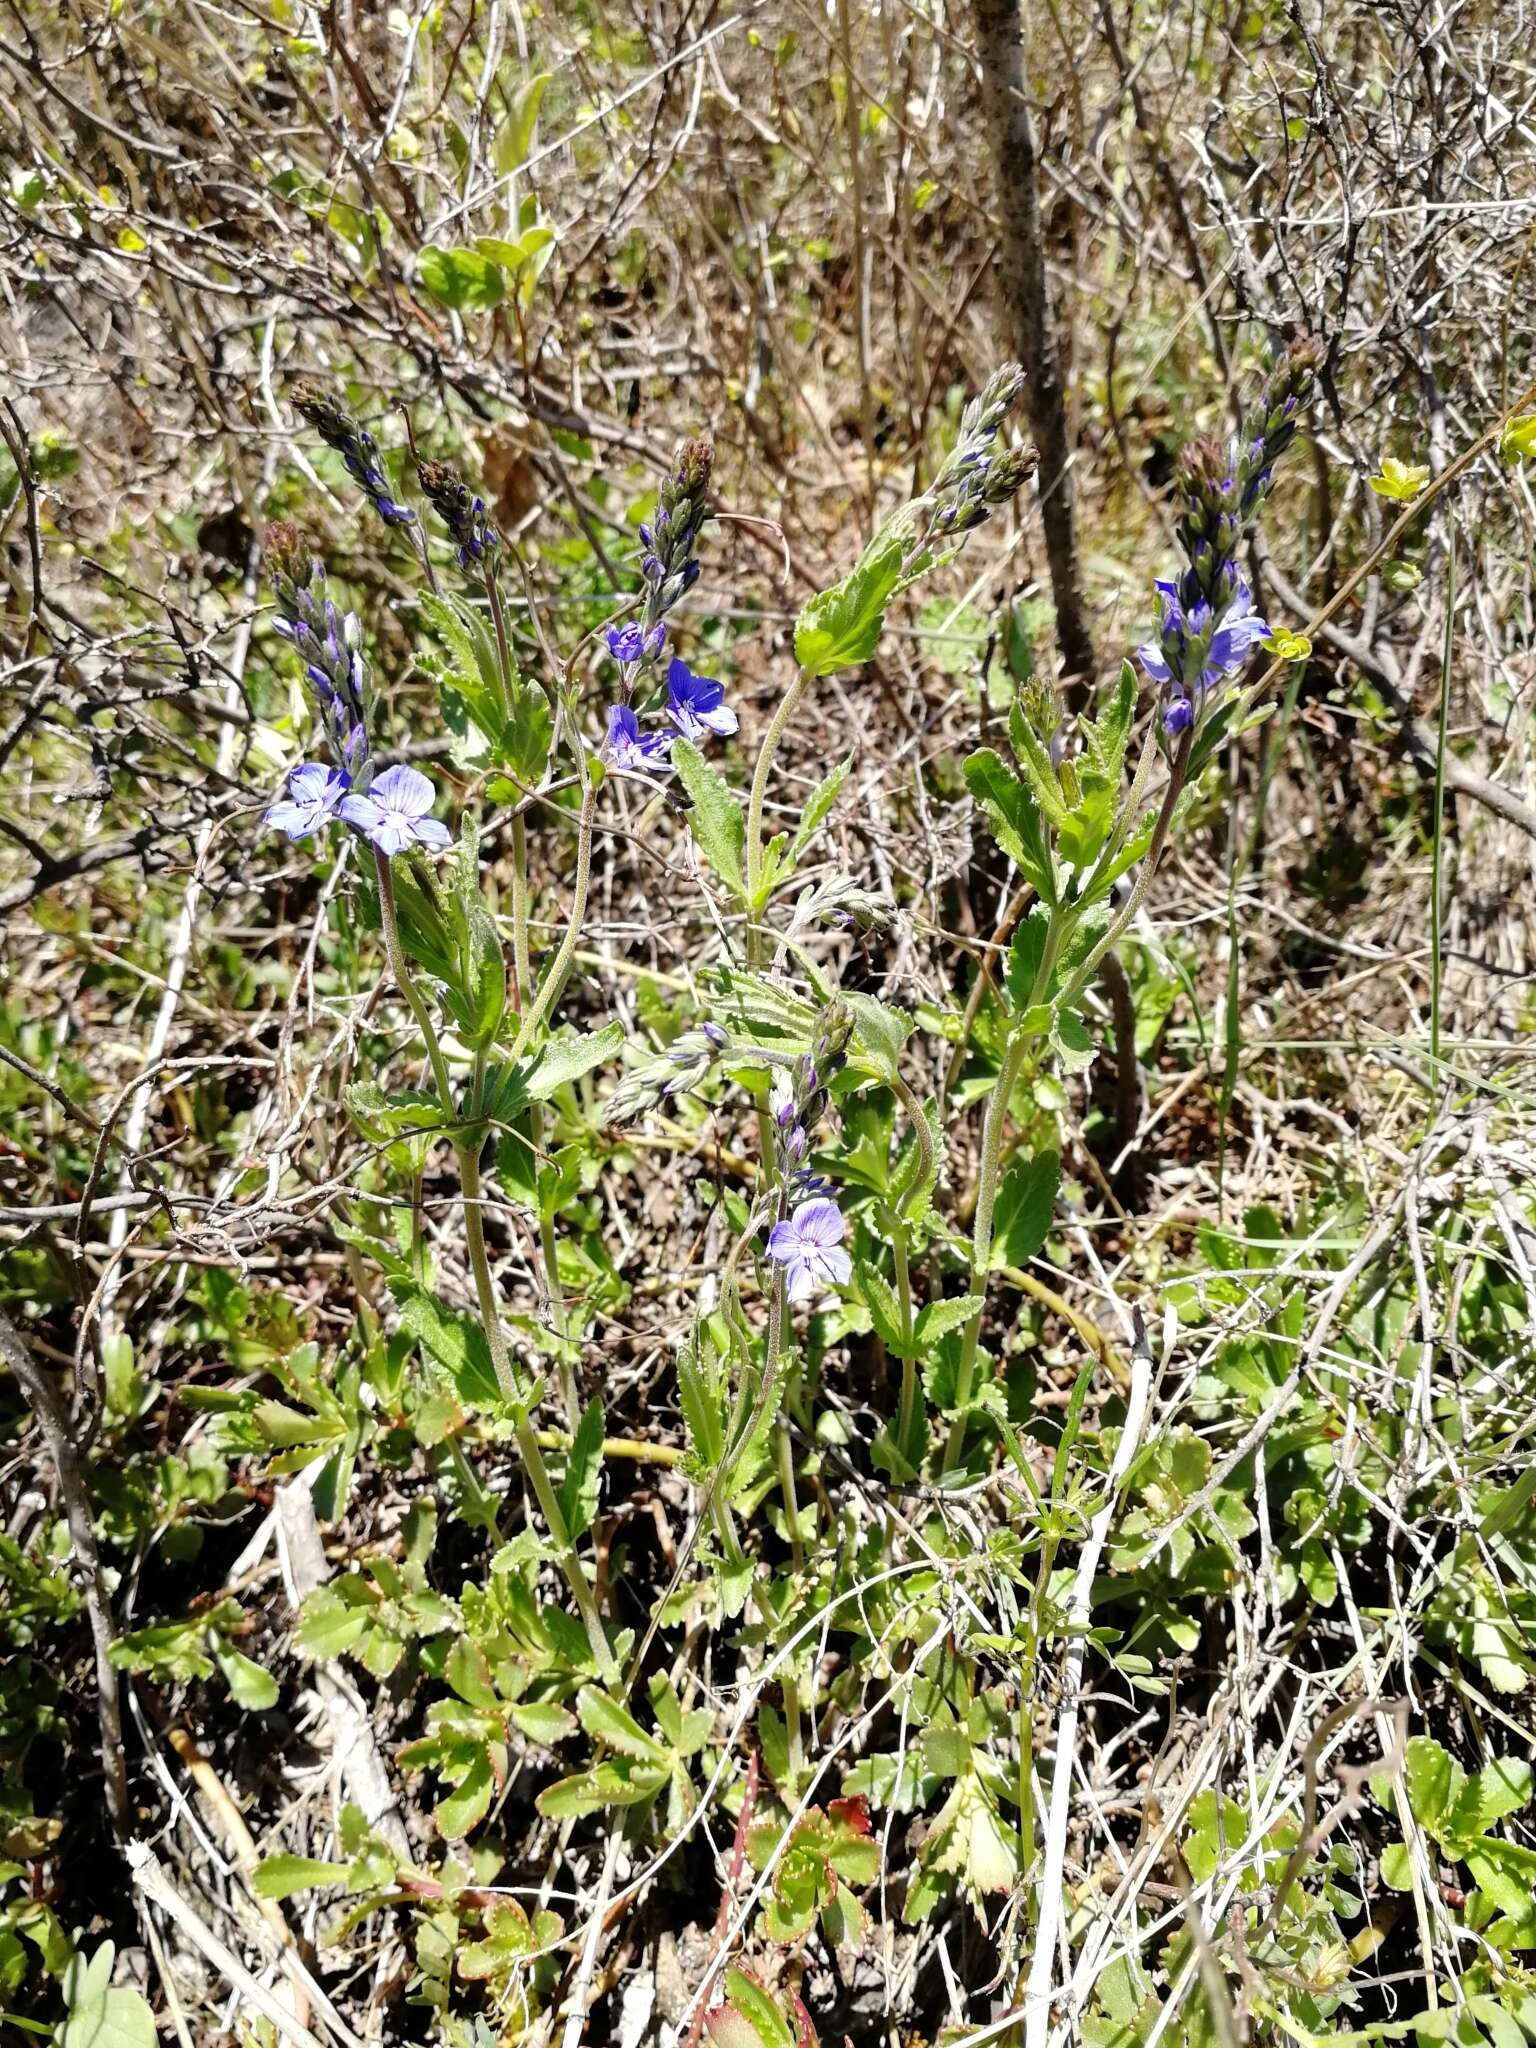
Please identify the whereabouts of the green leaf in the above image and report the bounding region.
[214,1647,279,1711]
[61,1945,157,2048]
[419,245,504,311]
[1450,1758,1533,1839]
[1057,774,1117,872]
[712,1969,799,2048]
[495,70,551,172]
[503,674,554,785]
[437,1749,495,1838]
[508,1699,577,1746]
[845,992,912,1083]
[1007,698,1069,826]
[794,516,912,676]
[295,1584,371,1662]
[819,1881,865,1951]
[673,738,746,897]
[677,1333,727,1472]
[1080,661,1137,787]
[964,749,1054,903]
[558,1398,605,1540]
[576,1687,666,1762]
[872,1398,928,1484]
[1052,1005,1097,1075]
[62,1989,157,2048]
[1466,1839,1536,1917]
[1006,906,1051,1010]
[915,1294,984,1348]
[790,755,852,862]
[444,820,506,1051]
[390,1279,503,1409]
[990,1149,1060,1270]
[858,1258,912,1358]
[520,1021,623,1102]
[1404,1736,1464,1835]
[253,1854,347,1900]
[537,1758,668,1819]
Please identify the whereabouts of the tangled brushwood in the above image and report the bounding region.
[7,7,1536,2048]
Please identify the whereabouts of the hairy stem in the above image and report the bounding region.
[514,781,596,1058]
[941,914,1065,1471]
[941,1025,1033,1471]
[374,850,455,1111]
[485,571,533,1009]
[1057,723,1192,1015]
[887,1069,935,1471]
[376,854,612,1678]
[745,669,810,957]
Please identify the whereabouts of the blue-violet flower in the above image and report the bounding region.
[605,704,674,773]
[607,621,667,665]
[767,1197,852,1303]
[266,763,350,842]
[339,763,452,856]
[666,657,737,740]
[1138,575,1269,736]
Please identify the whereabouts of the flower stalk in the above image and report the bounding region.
[374,847,615,1681]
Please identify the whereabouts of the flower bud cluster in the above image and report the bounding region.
[605,1020,730,1125]
[1140,336,1323,741]
[771,999,854,1197]
[291,382,414,528]
[268,522,373,786]
[928,362,1035,539]
[415,457,500,571]
[1236,335,1326,517]
[639,437,714,636]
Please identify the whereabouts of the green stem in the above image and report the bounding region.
[460,1133,613,1673]
[889,1069,936,1217]
[510,1402,616,1680]
[486,572,534,1010]
[940,730,1193,1474]
[484,570,516,723]
[536,1109,580,1428]
[1430,523,1454,1076]
[374,851,456,1109]
[884,1066,937,1476]
[509,813,532,1012]
[375,853,613,1680]
[777,1420,804,1572]
[745,668,810,962]
[940,906,1068,1470]
[1056,724,1192,1016]
[890,1217,919,1468]
[513,781,596,1058]
[941,1025,1033,1471]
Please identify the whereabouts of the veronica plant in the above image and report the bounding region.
[263,375,756,1683]
[253,342,1316,1854]
[657,340,1323,1488]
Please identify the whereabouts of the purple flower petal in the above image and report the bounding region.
[265,762,349,841]
[338,763,450,855]
[793,1197,845,1249]
[605,703,674,773]
[1137,642,1173,686]
[766,1195,849,1302]
[666,656,737,741]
